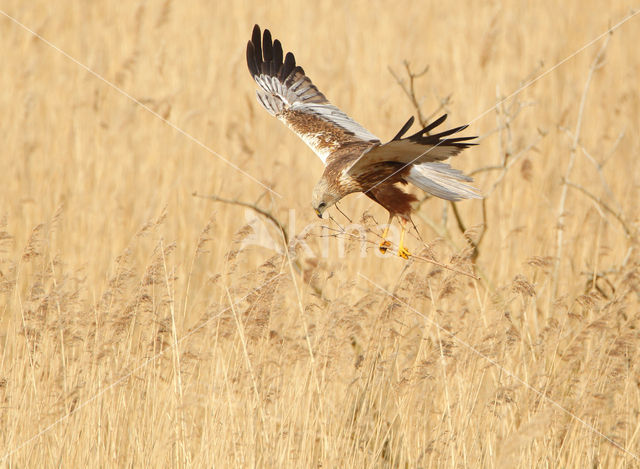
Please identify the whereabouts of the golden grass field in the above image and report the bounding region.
[1,1,639,467]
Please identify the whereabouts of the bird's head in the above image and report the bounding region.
[311,179,341,218]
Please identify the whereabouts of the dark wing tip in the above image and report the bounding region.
[249,25,299,83]
[443,138,478,148]
[445,135,477,143]
[246,41,258,77]
[262,29,273,60]
[247,25,328,105]
[251,24,261,55]
[248,25,263,78]
[273,39,283,62]
[399,114,477,149]
[261,29,273,75]
[431,124,470,139]
[252,25,261,44]
[391,116,415,141]
[405,114,448,139]
[279,52,296,80]
[423,114,448,134]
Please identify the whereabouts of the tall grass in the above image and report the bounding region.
[0,0,639,467]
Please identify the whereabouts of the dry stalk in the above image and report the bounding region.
[562,179,633,238]
[282,244,329,457]
[225,287,271,447]
[559,126,628,221]
[194,192,331,299]
[389,61,544,263]
[317,222,479,278]
[193,192,289,245]
[388,61,427,125]
[553,33,612,296]
[160,239,192,467]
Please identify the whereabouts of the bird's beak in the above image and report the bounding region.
[315,209,323,219]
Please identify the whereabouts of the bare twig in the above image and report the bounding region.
[195,191,475,280]
[193,191,329,299]
[390,62,490,260]
[315,220,478,278]
[553,32,611,296]
[424,92,453,125]
[601,128,626,166]
[193,192,289,245]
[482,130,547,196]
[571,126,627,198]
[561,179,634,238]
[450,199,488,261]
[388,61,430,126]
[559,125,621,207]
[390,59,545,265]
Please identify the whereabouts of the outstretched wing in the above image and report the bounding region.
[247,25,380,165]
[346,114,477,174]
[349,115,481,201]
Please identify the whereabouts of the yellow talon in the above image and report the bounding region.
[398,246,410,259]
[379,214,393,254]
[398,218,410,260]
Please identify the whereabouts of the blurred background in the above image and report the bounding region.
[0,1,639,467]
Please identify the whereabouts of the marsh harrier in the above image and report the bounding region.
[247,25,481,258]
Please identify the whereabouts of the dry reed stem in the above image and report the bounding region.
[1,2,639,467]
[553,32,612,296]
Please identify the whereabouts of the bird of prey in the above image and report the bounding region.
[246,25,481,259]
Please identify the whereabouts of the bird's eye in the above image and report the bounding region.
[318,202,326,209]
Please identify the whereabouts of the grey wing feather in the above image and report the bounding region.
[407,163,482,200]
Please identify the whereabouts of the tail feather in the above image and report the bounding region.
[407,163,482,201]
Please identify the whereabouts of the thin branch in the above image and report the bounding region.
[193,192,289,245]
[193,191,328,299]
[553,32,612,296]
[451,202,473,257]
[559,125,624,210]
[602,129,626,166]
[562,179,634,238]
[424,93,453,125]
[315,220,478,278]
[388,61,430,126]
[484,131,547,196]
[389,58,544,265]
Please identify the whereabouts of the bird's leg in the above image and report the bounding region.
[379,213,394,254]
[398,218,410,260]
